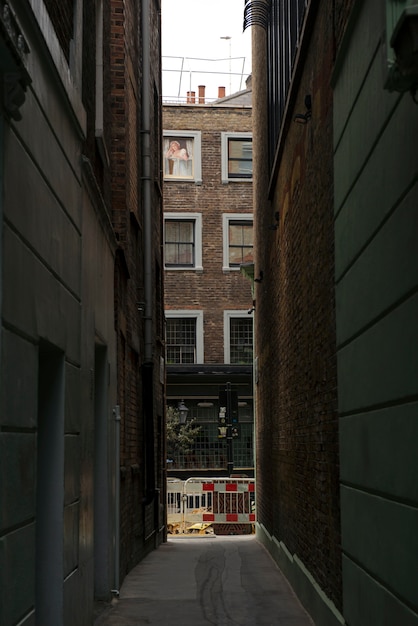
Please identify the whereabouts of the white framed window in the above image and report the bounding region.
[163,131,202,183]
[224,311,254,364]
[165,311,204,364]
[222,214,253,272]
[221,132,253,183]
[164,212,203,271]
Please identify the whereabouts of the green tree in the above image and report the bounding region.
[166,405,201,459]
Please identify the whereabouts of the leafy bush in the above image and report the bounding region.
[166,405,201,458]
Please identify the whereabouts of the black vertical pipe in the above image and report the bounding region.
[226,382,234,476]
[142,362,155,504]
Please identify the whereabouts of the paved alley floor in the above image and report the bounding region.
[94,535,314,626]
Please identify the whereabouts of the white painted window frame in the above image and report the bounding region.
[165,310,204,364]
[223,310,254,364]
[221,132,253,184]
[164,212,203,272]
[163,130,202,184]
[222,213,253,272]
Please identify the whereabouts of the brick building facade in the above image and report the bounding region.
[163,83,255,479]
[109,0,165,582]
[0,2,164,624]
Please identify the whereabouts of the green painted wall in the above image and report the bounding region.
[333,0,418,623]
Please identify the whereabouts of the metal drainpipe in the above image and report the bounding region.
[111,405,121,596]
[141,0,152,365]
[140,0,157,518]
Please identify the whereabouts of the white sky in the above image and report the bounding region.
[161,0,252,101]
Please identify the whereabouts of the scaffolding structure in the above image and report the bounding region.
[162,55,250,103]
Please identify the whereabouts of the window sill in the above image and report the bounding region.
[223,266,241,273]
[222,178,252,184]
[164,177,203,185]
[165,266,203,273]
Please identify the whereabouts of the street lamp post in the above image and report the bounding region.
[219,383,239,476]
[177,400,189,424]
[220,35,232,94]
[226,382,234,476]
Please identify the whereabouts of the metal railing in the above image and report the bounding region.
[167,477,256,534]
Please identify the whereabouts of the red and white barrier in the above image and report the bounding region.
[167,477,256,532]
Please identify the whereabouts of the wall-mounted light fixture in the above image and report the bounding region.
[177,400,189,424]
[294,95,312,124]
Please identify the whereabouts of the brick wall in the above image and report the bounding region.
[111,0,142,576]
[110,0,165,577]
[255,1,342,611]
[163,104,253,364]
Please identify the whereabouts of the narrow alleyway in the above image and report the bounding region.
[94,535,314,625]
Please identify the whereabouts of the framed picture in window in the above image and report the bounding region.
[163,131,202,182]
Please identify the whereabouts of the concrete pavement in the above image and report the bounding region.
[94,535,314,625]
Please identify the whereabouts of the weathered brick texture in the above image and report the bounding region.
[255,1,343,610]
[163,104,253,363]
[110,0,165,576]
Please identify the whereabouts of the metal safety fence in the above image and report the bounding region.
[167,477,256,534]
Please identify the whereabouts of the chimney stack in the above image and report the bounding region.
[198,85,205,104]
[186,91,196,103]
[218,86,226,99]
